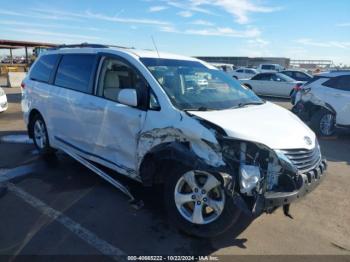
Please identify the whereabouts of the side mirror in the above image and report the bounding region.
[118,89,138,107]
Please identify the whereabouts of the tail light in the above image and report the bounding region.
[21,82,25,89]
[293,83,303,91]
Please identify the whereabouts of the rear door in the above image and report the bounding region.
[250,73,273,95]
[270,74,293,97]
[49,53,99,150]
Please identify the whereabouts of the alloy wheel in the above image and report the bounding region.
[33,119,47,149]
[174,171,225,225]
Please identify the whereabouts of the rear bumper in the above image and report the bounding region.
[264,159,327,209]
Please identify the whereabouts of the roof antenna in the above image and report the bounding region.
[151,36,160,58]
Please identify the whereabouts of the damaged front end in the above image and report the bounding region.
[218,137,327,218]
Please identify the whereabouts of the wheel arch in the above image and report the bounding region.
[28,108,42,138]
[138,141,228,187]
[305,101,337,119]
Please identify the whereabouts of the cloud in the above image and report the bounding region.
[6,28,101,41]
[31,8,171,25]
[191,19,214,26]
[296,38,350,49]
[247,38,269,47]
[0,8,82,21]
[166,1,214,15]
[0,20,106,32]
[149,6,168,12]
[177,11,193,17]
[160,25,260,38]
[165,0,281,24]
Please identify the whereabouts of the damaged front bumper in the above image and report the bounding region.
[263,158,327,211]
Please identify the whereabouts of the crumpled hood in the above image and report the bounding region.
[189,102,316,150]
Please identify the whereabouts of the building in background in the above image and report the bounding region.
[196,56,291,68]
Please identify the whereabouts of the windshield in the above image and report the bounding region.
[141,58,263,111]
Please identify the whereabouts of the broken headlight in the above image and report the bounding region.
[220,138,275,195]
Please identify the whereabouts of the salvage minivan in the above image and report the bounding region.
[22,44,327,238]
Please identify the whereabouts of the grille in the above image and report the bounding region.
[279,146,321,173]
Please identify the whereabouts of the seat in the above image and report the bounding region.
[103,71,120,101]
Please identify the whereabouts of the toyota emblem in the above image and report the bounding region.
[304,136,312,146]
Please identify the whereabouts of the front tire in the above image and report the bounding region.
[164,166,240,238]
[310,109,336,136]
[30,114,55,156]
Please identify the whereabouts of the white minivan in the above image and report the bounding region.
[22,44,327,238]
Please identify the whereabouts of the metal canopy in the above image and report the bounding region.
[0,39,57,49]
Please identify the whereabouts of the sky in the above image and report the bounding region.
[0,0,350,65]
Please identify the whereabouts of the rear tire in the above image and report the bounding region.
[310,109,335,136]
[30,114,56,156]
[164,165,240,238]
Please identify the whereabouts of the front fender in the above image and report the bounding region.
[139,141,228,186]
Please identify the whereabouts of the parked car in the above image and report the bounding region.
[211,63,235,73]
[292,71,350,136]
[22,45,327,238]
[257,64,284,73]
[231,68,258,79]
[280,70,313,82]
[0,87,8,113]
[240,72,304,98]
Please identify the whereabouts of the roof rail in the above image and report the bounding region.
[50,43,109,50]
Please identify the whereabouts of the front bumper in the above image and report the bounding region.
[263,159,327,209]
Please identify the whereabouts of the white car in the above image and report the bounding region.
[0,87,8,112]
[292,71,350,136]
[22,44,327,238]
[240,72,304,98]
[257,64,284,73]
[231,68,257,79]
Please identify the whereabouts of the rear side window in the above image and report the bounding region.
[324,76,350,91]
[252,73,272,80]
[55,54,96,93]
[304,76,327,86]
[337,76,350,91]
[30,54,58,83]
[281,71,292,77]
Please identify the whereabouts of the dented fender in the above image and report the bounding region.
[137,111,226,170]
[138,141,230,186]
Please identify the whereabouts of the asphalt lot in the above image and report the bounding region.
[0,87,350,259]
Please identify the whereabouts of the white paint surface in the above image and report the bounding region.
[189,102,316,150]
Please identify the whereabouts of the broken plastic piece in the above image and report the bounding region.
[283,204,293,219]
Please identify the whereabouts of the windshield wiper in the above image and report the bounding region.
[233,101,265,109]
[183,107,216,111]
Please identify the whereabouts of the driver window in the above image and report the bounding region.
[97,57,144,102]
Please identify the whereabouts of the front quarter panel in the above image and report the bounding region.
[137,109,225,172]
